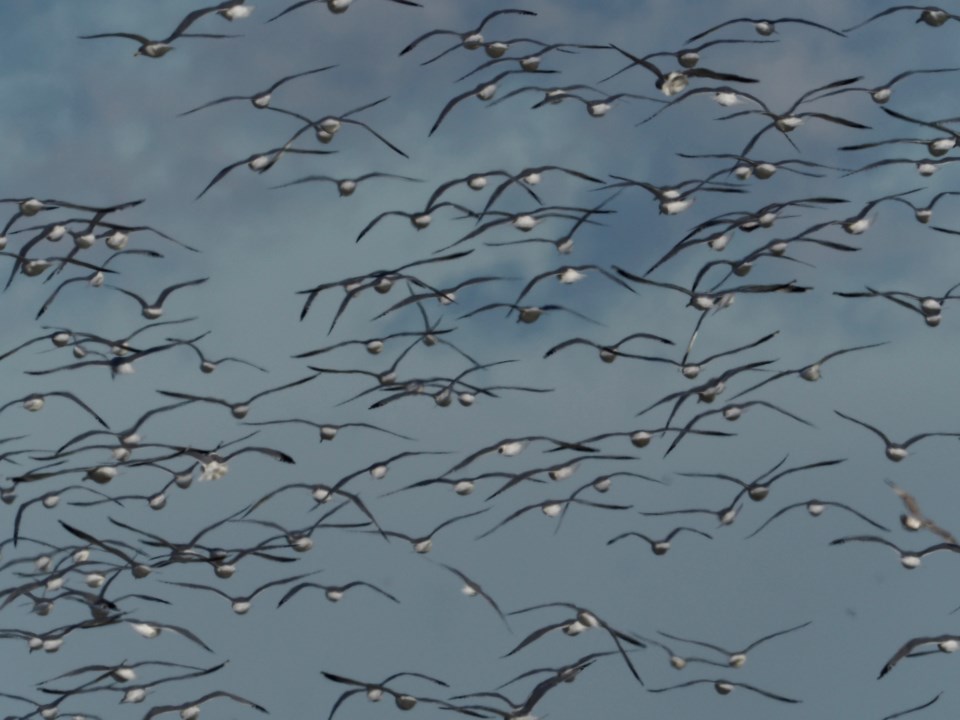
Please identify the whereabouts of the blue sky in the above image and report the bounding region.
[2,1,960,719]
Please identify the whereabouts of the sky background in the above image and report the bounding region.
[2,1,960,718]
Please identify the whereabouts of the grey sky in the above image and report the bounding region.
[1,1,960,719]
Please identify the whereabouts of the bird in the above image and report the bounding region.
[662,401,814,457]
[821,189,923,237]
[11,216,198,252]
[635,85,768,126]
[280,96,409,157]
[886,479,957,542]
[478,166,605,217]
[370,276,507,320]
[641,195,847,274]
[0,251,119,288]
[375,508,490,553]
[277,578,399,606]
[32,248,165,319]
[381,471,518,498]
[139,690,267,719]
[37,660,228,704]
[125,619,215,653]
[57,520,156,578]
[658,621,812,668]
[78,4,242,57]
[634,359,777,428]
[103,278,209,320]
[832,535,960,569]
[137,437,297,482]
[647,678,801,703]
[600,38,777,83]
[839,133,960,159]
[0,691,75,720]
[267,0,422,23]
[844,6,960,32]
[635,637,728,670]
[0,195,142,234]
[531,91,668,116]
[178,65,338,114]
[196,142,337,199]
[296,249,473,324]
[718,76,870,158]
[512,264,638,307]
[272,172,421,196]
[873,106,960,154]
[674,329,779,380]
[244,417,412,443]
[834,410,960,461]
[483,454,637,500]
[168,333,268,374]
[162,573,319,614]
[399,9,538,64]
[614,266,810,310]
[687,16,846,42]
[460,302,603,326]
[243,481,386,537]
[234,512,370,554]
[323,450,451,493]
[37,659,212,687]
[730,342,888,398]
[600,44,761,96]
[606,527,712,556]
[842,156,960,178]
[808,67,960,104]
[320,671,463,720]
[156,373,318,418]
[677,152,847,180]
[879,635,960,677]
[542,331,674,364]
[450,679,565,720]
[12,486,121,545]
[834,284,960,327]
[440,204,612,252]
[487,82,606,109]
[495,650,628,690]
[0,391,108,428]
[214,0,256,21]
[504,602,646,683]
[747,499,889,538]
[679,457,844,503]
[456,41,607,81]
[441,435,599,475]
[424,170,540,209]
[572,426,737,451]
[52,399,192,453]
[888,190,960,224]
[476,497,632,540]
[354,201,478,243]
[430,69,558,135]
[434,562,510,630]
[639,501,742,527]
[0,328,85,361]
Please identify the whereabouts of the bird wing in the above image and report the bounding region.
[156,277,208,305]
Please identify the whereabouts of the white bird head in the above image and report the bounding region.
[659,71,689,97]
[320,425,339,441]
[485,41,509,58]
[200,460,229,481]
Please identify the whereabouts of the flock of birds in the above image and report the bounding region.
[4,1,960,718]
